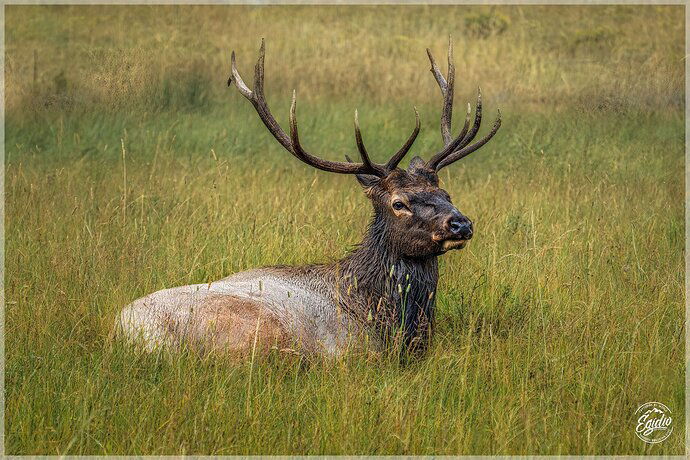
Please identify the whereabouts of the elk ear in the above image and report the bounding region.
[355,173,380,190]
[407,155,439,185]
[344,155,381,191]
[407,156,427,174]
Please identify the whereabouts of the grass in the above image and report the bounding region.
[4,4,685,455]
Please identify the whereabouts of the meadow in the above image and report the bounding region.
[4,4,685,455]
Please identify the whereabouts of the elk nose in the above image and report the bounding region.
[447,216,473,240]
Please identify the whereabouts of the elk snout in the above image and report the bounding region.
[446,215,473,240]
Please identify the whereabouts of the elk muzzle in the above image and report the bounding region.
[431,212,473,252]
[446,215,473,240]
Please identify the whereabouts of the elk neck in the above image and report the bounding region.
[331,210,439,345]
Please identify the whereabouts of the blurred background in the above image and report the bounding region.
[5,5,684,115]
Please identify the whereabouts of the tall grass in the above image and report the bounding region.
[4,5,685,455]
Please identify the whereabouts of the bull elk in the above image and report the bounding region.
[118,39,501,357]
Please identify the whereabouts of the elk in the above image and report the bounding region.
[117,39,501,357]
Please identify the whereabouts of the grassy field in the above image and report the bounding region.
[4,5,685,455]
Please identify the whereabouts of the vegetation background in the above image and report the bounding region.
[4,4,685,455]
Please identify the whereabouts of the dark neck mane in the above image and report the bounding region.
[330,212,439,352]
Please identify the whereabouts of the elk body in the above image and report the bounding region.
[118,40,501,357]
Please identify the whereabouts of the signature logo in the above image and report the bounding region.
[635,402,673,444]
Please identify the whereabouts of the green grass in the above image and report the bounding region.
[4,4,685,455]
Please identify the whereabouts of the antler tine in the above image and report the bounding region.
[443,39,455,145]
[427,88,484,169]
[426,102,471,170]
[426,36,455,146]
[452,87,483,152]
[289,92,385,175]
[353,110,385,175]
[385,107,421,170]
[253,39,266,98]
[228,39,292,152]
[228,51,252,99]
[426,48,447,92]
[436,109,502,170]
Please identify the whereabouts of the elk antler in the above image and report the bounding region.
[228,39,420,177]
[425,37,501,171]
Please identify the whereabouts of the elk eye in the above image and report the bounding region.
[392,201,406,211]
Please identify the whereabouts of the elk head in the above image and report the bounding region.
[228,39,501,259]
